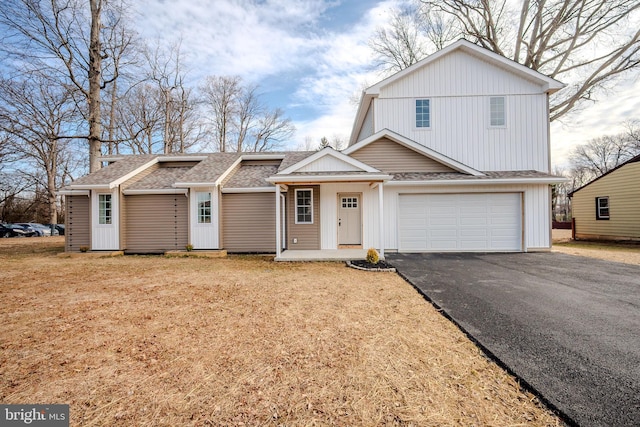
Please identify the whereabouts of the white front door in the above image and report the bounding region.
[338,193,362,246]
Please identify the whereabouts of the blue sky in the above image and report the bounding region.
[133,0,640,167]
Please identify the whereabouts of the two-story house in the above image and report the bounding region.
[61,39,565,258]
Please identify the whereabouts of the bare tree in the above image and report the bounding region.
[370,0,640,121]
[201,76,295,152]
[0,76,80,223]
[0,0,132,172]
[569,132,640,183]
[201,76,242,152]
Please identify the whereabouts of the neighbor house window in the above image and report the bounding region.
[415,99,431,128]
[596,197,610,220]
[98,194,112,225]
[295,189,313,224]
[197,192,212,224]
[490,96,506,126]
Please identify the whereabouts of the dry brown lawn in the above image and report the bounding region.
[1,237,561,426]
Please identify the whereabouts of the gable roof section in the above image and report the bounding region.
[569,153,640,197]
[349,39,565,145]
[66,155,159,190]
[344,129,483,176]
[268,147,391,184]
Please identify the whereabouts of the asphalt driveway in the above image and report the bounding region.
[387,252,640,427]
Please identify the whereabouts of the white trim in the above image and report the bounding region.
[110,158,160,188]
[295,188,314,225]
[386,177,567,186]
[344,129,483,176]
[489,96,507,128]
[68,183,111,190]
[158,155,208,162]
[57,189,90,196]
[240,154,286,160]
[221,187,276,193]
[267,174,391,184]
[414,98,432,130]
[123,188,188,195]
[278,147,380,175]
[276,186,281,258]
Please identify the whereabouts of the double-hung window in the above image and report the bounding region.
[490,96,506,127]
[295,189,313,224]
[98,194,112,225]
[415,99,431,128]
[197,192,212,224]
[596,197,610,220]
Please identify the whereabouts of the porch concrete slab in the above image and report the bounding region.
[275,249,377,262]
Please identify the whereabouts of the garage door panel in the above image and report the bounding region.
[399,193,522,252]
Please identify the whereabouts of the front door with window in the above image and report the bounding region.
[338,193,362,246]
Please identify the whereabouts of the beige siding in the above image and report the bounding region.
[349,137,456,173]
[125,194,188,253]
[287,186,320,250]
[572,163,640,240]
[65,195,90,252]
[119,190,127,250]
[222,192,276,252]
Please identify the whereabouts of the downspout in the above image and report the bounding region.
[378,182,385,258]
[275,184,281,259]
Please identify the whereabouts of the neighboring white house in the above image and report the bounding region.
[61,39,565,258]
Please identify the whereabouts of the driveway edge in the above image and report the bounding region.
[393,269,577,427]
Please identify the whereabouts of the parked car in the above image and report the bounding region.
[15,223,52,236]
[44,223,65,236]
[0,223,37,238]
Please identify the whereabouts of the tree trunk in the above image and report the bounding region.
[88,0,103,172]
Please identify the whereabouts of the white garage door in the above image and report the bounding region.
[399,193,522,252]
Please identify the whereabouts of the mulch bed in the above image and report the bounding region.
[347,259,396,271]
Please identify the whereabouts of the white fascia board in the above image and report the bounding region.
[349,92,376,146]
[387,177,568,186]
[57,189,90,196]
[344,129,484,176]
[159,155,209,162]
[278,147,380,175]
[110,157,160,188]
[67,184,110,190]
[366,39,564,95]
[123,188,188,195]
[267,174,391,184]
[173,182,217,187]
[221,187,276,193]
[240,154,286,161]
[214,156,243,186]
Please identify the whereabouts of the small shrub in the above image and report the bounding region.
[366,248,379,264]
[185,244,194,252]
[79,246,89,253]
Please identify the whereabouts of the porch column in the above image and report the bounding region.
[275,184,281,258]
[378,182,385,258]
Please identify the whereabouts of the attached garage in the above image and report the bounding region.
[124,194,188,253]
[398,193,522,252]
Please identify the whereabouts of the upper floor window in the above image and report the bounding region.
[295,189,313,224]
[490,96,506,127]
[415,99,431,128]
[596,197,609,220]
[197,191,212,224]
[98,194,112,225]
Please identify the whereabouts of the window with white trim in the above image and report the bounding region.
[415,99,431,128]
[295,189,313,224]
[596,196,609,220]
[197,191,212,224]
[490,96,506,127]
[341,196,358,209]
[98,194,112,225]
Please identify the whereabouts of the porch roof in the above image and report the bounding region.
[267,170,392,184]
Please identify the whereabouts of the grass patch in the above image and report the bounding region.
[0,238,561,426]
